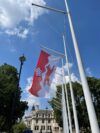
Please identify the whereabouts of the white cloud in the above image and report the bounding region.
[86,67,92,77]
[23,95,40,107]
[63,62,73,72]
[5,27,29,38]
[19,29,29,38]
[22,76,40,108]
[52,62,77,85]
[10,47,17,53]
[0,0,46,29]
[46,63,79,99]
[24,76,33,93]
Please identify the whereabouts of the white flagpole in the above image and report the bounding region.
[41,45,65,57]
[62,59,69,133]
[53,69,72,133]
[62,86,68,133]
[52,102,61,110]
[62,86,67,133]
[52,99,61,105]
[65,86,73,133]
[63,74,73,133]
[54,106,62,112]
[64,0,100,132]
[63,34,80,133]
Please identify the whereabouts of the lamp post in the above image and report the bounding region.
[18,54,26,87]
[10,54,26,133]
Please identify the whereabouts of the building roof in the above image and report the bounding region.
[33,109,53,114]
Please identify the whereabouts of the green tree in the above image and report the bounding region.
[0,64,28,132]
[49,85,62,127]
[13,122,28,133]
[49,77,100,132]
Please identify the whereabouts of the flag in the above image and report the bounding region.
[29,50,59,97]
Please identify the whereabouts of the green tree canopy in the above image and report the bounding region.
[13,122,28,133]
[49,77,100,132]
[0,64,28,132]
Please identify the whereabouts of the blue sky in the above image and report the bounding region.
[0,0,100,114]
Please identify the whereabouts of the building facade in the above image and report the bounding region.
[24,109,62,133]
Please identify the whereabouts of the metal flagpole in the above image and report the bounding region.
[63,34,80,133]
[41,45,65,57]
[62,86,66,133]
[52,102,61,110]
[65,86,73,133]
[32,3,66,14]
[63,71,73,133]
[62,32,73,133]
[52,101,61,108]
[52,99,61,106]
[53,105,62,112]
[54,53,72,133]
[64,0,100,133]
[62,59,69,133]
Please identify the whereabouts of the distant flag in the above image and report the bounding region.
[29,50,60,97]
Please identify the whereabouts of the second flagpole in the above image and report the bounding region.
[63,34,80,133]
[62,59,69,133]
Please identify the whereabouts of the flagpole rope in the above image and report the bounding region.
[40,15,62,37]
[63,16,80,80]
[40,13,80,80]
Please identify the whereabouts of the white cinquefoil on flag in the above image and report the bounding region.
[29,50,60,98]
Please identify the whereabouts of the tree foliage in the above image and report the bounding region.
[49,77,100,132]
[49,85,63,127]
[13,122,28,133]
[0,64,28,132]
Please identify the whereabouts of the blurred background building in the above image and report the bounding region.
[24,108,62,133]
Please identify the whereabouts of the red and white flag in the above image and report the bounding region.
[29,50,59,97]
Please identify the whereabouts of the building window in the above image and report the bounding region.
[48,114,50,117]
[41,126,45,130]
[36,113,38,117]
[55,127,59,130]
[47,126,51,130]
[36,119,38,123]
[42,119,44,123]
[42,113,44,118]
[48,119,51,123]
[35,126,39,130]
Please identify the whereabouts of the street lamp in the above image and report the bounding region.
[10,54,26,132]
[18,54,26,87]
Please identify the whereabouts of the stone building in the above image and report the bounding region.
[24,109,62,133]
